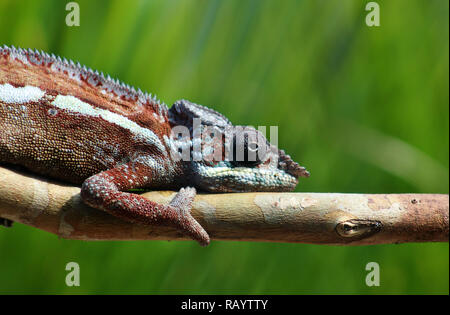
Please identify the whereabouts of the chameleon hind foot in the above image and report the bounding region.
[168,187,210,246]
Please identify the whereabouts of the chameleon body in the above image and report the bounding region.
[0,46,309,245]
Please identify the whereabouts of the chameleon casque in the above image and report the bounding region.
[0,46,309,246]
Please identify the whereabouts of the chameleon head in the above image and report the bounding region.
[169,100,310,192]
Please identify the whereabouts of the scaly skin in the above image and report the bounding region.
[0,46,309,245]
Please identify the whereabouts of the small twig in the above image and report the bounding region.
[0,166,448,244]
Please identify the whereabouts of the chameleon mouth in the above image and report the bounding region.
[195,163,299,192]
[278,149,310,179]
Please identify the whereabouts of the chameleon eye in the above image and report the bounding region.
[231,132,263,167]
[248,142,259,152]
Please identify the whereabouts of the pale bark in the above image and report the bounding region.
[0,166,448,245]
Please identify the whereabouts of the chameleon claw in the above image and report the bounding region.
[169,187,197,210]
[169,187,210,246]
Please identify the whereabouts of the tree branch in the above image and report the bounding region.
[0,166,448,244]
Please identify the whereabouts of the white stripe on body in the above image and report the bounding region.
[51,94,167,155]
[0,83,45,104]
[0,83,167,155]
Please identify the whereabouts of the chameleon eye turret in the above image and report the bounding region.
[230,127,267,167]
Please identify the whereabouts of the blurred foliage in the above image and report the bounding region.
[0,0,448,294]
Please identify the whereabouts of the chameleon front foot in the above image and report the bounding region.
[168,187,210,246]
[0,217,13,227]
[80,167,210,246]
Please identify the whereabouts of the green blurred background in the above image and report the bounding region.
[0,0,448,294]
